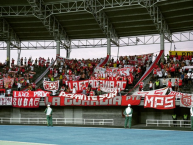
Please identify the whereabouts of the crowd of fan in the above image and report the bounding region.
[147,54,193,92]
[44,55,153,95]
[3,53,192,96]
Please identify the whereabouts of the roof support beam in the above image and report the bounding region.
[0,0,162,17]
[0,31,192,50]
[85,0,119,46]
[27,0,71,50]
[143,0,172,42]
[0,18,20,48]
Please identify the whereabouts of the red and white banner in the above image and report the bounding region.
[94,67,133,77]
[180,94,193,108]
[132,88,168,97]
[169,91,184,99]
[43,80,59,91]
[59,91,117,101]
[144,95,175,109]
[45,91,142,106]
[13,91,51,98]
[100,87,120,93]
[0,97,12,105]
[3,78,14,88]
[12,97,40,108]
[121,95,141,106]
[68,79,126,93]
[0,79,3,88]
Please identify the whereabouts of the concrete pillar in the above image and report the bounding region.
[160,33,165,62]
[56,41,60,56]
[66,49,71,59]
[11,108,21,123]
[107,38,111,57]
[6,41,10,66]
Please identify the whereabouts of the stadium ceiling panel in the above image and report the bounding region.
[0,0,192,47]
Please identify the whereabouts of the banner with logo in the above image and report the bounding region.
[12,97,40,108]
[43,80,59,91]
[13,91,51,98]
[132,87,168,97]
[0,97,12,105]
[3,78,14,88]
[180,94,193,108]
[144,95,175,109]
[68,79,126,93]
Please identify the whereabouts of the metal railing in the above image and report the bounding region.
[146,119,191,127]
[0,118,114,126]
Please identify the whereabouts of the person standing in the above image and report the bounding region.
[123,104,133,129]
[44,104,53,127]
[190,105,193,131]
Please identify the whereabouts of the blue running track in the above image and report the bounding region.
[0,125,193,145]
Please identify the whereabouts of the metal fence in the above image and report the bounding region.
[146,119,191,127]
[0,118,114,126]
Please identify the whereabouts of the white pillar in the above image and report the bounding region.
[56,41,60,56]
[6,41,10,66]
[107,38,111,57]
[160,33,165,62]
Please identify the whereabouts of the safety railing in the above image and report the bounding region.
[146,119,191,127]
[0,118,114,125]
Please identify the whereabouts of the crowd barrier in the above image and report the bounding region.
[146,119,191,127]
[0,118,114,125]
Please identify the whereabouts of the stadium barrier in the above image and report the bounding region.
[0,118,114,125]
[146,119,191,127]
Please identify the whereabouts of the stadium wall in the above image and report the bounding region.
[0,106,190,126]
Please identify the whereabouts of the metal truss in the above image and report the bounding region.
[0,18,20,48]
[27,0,71,50]
[143,0,172,42]
[0,0,163,17]
[85,0,119,46]
[0,31,192,50]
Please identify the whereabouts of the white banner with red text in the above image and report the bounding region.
[43,80,59,91]
[0,97,12,105]
[12,97,40,108]
[132,87,168,97]
[144,95,175,109]
[94,67,134,77]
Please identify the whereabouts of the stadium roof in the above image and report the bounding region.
[0,0,193,48]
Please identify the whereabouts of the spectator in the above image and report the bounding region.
[72,85,76,94]
[168,79,172,92]
[162,78,167,88]
[155,79,160,89]
[149,81,153,90]
[17,81,21,91]
[174,79,178,91]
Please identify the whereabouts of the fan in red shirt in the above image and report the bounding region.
[32,83,36,91]
[168,79,172,91]
[178,78,183,91]
[90,89,95,96]
[139,82,144,91]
